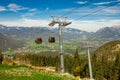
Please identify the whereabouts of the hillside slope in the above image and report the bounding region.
[93,40,120,61]
[0,64,75,80]
[0,33,24,51]
[91,40,120,80]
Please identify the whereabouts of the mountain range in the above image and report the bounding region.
[92,26,120,40]
[0,24,90,42]
[0,24,120,42]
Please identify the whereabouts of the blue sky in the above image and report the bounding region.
[0,0,120,32]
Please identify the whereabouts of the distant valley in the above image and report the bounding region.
[0,24,120,51]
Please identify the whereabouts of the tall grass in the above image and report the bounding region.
[0,64,74,80]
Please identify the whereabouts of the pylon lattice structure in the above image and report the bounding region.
[49,16,71,74]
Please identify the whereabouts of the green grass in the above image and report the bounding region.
[27,42,77,51]
[28,42,52,50]
[4,50,14,55]
[0,64,26,69]
[63,45,76,50]
[0,64,74,80]
[78,51,86,55]
[0,73,64,80]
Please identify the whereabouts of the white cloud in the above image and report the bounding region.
[93,1,120,5]
[0,4,37,12]
[0,18,50,27]
[0,18,120,32]
[60,5,120,16]
[23,8,40,18]
[76,1,88,4]
[0,6,6,11]
[45,8,49,11]
[21,10,41,18]
[93,2,111,5]
[102,7,120,14]
[29,8,38,12]
[22,12,37,18]
[8,3,28,12]
[67,19,120,32]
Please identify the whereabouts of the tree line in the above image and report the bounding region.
[1,40,120,80]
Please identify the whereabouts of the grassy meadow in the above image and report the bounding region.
[0,64,75,80]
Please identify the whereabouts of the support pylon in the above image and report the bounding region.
[49,16,71,74]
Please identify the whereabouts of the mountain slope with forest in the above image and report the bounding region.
[0,33,24,51]
[91,40,120,80]
[93,40,120,60]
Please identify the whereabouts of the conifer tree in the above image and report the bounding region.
[0,52,3,64]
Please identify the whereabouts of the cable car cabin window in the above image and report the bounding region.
[35,38,42,44]
[48,37,55,43]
